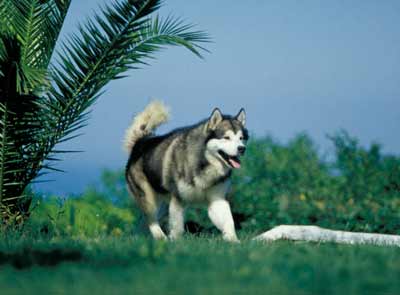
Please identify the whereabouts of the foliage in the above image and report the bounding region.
[32,131,399,237]
[0,0,208,220]
[231,131,400,234]
[27,188,136,238]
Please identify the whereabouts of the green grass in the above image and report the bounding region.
[0,234,399,295]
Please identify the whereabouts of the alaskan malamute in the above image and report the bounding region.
[124,101,248,242]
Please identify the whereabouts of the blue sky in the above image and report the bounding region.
[35,0,400,194]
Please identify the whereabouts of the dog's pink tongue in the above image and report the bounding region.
[229,158,241,169]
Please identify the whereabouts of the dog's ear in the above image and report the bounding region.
[235,108,246,125]
[208,108,223,130]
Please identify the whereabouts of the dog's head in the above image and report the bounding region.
[205,108,249,169]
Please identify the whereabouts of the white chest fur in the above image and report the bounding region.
[177,180,230,204]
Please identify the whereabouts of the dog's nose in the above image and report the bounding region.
[238,146,246,155]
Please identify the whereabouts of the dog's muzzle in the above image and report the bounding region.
[218,150,242,169]
[238,146,246,155]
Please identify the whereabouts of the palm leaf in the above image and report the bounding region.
[0,0,209,219]
[47,0,209,154]
[0,0,71,92]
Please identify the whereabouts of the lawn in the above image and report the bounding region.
[1,235,399,295]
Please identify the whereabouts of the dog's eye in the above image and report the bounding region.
[240,136,244,140]
[223,136,230,140]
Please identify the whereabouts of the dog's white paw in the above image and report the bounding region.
[223,234,240,243]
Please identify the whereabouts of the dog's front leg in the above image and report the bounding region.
[208,198,239,242]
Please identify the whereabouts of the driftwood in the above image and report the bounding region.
[254,225,400,247]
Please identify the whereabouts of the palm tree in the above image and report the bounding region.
[0,0,208,222]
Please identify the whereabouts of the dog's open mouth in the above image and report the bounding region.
[218,150,241,169]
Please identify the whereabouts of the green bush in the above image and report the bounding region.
[28,188,136,238]
[231,131,400,234]
[28,131,400,237]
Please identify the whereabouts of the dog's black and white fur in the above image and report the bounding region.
[124,101,248,241]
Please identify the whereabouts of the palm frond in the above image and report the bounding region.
[2,0,70,67]
[0,1,12,31]
[0,31,54,216]
[0,96,56,217]
[23,0,71,69]
[0,0,210,219]
[0,100,29,209]
[0,0,70,92]
[47,0,209,150]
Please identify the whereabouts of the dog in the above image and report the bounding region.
[124,101,248,242]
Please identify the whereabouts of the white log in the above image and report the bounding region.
[254,225,400,247]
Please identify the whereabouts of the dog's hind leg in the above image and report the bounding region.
[126,167,167,240]
[168,196,185,240]
[142,184,167,240]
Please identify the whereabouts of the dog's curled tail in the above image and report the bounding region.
[123,100,170,152]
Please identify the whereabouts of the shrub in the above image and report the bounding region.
[28,188,136,238]
[29,131,400,236]
[231,131,400,234]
